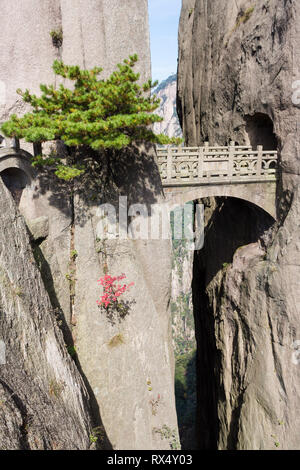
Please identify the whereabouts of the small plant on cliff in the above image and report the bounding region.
[97,273,133,308]
[225,5,255,47]
[1,55,181,180]
[241,6,255,23]
[89,426,105,445]
[50,28,63,48]
[97,273,134,324]
[149,393,162,416]
[70,249,78,260]
[67,345,77,358]
[153,425,180,450]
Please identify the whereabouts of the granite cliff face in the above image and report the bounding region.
[0,0,179,450]
[0,179,93,449]
[178,0,300,449]
[153,75,182,138]
[0,0,151,122]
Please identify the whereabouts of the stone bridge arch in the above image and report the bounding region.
[0,148,35,204]
[0,148,35,180]
[163,181,277,220]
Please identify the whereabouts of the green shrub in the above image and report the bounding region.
[50,28,63,48]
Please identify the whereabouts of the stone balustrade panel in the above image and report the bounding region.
[157,145,278,184]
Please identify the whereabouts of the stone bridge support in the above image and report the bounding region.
[0,148,35,181]
[0,148,36,205]
[163,180,277,220]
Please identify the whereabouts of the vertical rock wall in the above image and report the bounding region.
[0,0,151,120]
[0,0,179,449]
[72,145,179,449]
[0,179,92,449]
[178,0,300,449]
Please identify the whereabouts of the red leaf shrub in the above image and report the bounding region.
[97,274,134,309]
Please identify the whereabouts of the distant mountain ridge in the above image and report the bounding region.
[153,74,183,139]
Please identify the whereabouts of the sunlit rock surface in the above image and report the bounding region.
[0,0,179,450]
[178,0,300,449]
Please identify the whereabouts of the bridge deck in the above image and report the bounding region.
[0,138,278,188]
[156,143,278,187]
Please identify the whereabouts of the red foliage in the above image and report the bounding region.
[97,273,134,308]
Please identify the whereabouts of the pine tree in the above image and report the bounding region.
[1,55,180,180]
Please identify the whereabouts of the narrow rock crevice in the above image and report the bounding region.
[192,196,275,449]
[69,189,77,328]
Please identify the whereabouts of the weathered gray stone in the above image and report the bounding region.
[0,0,150,124]
[27,216,49,241]
[178,0,300,450]
[73,145,179,450]
[0,178,93,449]
[19,171,73,327]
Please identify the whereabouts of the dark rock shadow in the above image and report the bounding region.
[174,349,197,450]
[196,196,275,286]
[31,143,164,228]
[191,196,276,449]
[73,356,112,450]
[98,299,136,326]
[192,253,219,450]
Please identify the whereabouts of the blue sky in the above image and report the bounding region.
[148,0,182,84]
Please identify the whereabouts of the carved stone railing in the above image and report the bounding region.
[156,142,278,186]
[0,135,20,150]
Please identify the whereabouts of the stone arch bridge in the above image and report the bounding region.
[157,143,278,219]
[0,146,35,181]
[0,138,278,220]
[0,137,36,204]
